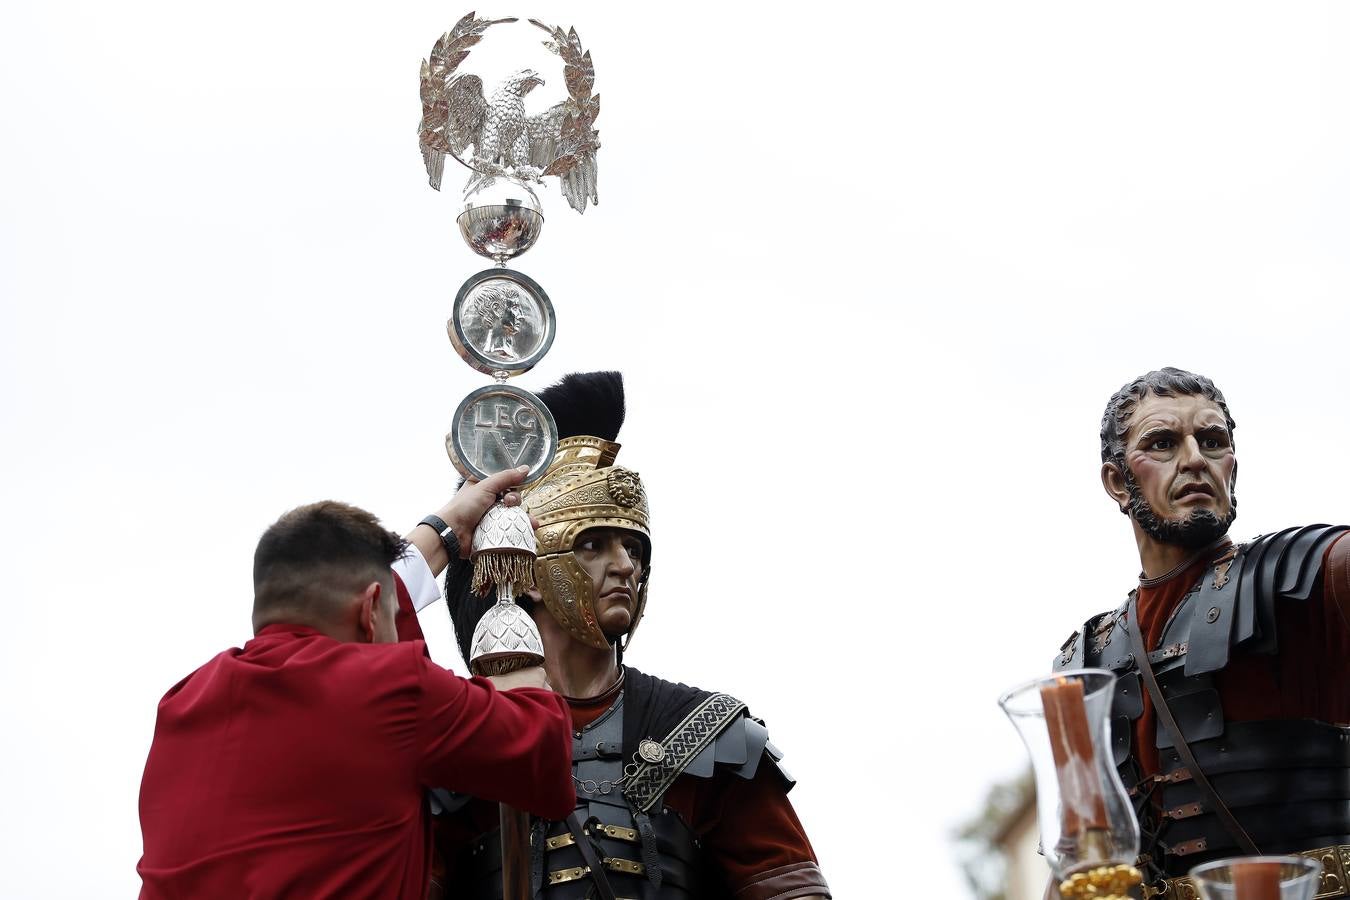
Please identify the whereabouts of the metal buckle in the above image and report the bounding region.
[547,865,590,885]
[602,857,645,876]
[1167,837,1207,857]
[546,859,645,886]
[544,833,576,852]
[595,824,640,843]
[1302,845,1350,899]
[1162,802,1204,821]
[546,824,639,852]
[1139,881,1168,899]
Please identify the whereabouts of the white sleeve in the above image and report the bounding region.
[393,544,442,612]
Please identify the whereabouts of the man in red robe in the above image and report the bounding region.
[1054,367,1350,893]
[137,468,575,899]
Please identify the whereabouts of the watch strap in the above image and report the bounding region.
[419,515,461,561]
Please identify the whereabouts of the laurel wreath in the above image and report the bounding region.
[418,13,600,210]
[528,19,600,183]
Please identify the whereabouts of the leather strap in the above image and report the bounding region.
[564,811,618,900]
[1126,593,1260,856]
[632,809,662,888]
[529,819,548,896]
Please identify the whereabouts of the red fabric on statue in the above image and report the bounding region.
[662,765,822,895]
[137,622,572,899]
[1132,534,1350,778]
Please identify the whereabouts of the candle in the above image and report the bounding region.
[1231,861,1280,900]
[1040,677,1109,837]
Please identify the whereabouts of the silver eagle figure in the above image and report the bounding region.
[419,13,600,213]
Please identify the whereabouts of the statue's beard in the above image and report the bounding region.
[1125,470,1237,550]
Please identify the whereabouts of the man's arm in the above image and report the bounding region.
[414,658,574,821]
[405,466,532,576]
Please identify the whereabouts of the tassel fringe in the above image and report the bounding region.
[470,654,542,677]
[471,550,537,596]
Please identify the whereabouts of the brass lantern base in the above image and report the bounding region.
[1059,864,1144,900]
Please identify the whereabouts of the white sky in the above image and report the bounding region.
[3,2,1350,897]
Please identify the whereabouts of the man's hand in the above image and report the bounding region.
[441,466,534,554]
[486,665,550,692]
[407,466,539,575]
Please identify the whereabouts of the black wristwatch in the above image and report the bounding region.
[419,515,461,561]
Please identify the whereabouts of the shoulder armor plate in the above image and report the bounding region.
[1231,525,1347,659]
[1055,607,1124,671]
[1144,526,1350,677]
[1054,628,1083,671]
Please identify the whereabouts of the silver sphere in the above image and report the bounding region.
[457,177,544,264]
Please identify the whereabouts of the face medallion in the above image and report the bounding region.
[448,269,556,377]
[607,468,645,509]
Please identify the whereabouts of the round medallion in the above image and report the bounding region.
[606,468,645,509]
[446,384,559,486]
[637,739,666,764]
[448,269,555,377]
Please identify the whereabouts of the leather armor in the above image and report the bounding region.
[441,689,793,899]
[1054,525,1350,878]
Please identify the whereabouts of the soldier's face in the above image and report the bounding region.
[1119,393,1236,544]
[572,527,645,638]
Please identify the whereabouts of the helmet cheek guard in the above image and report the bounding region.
[535,551,609,650]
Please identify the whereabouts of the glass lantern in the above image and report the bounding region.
[1188,856,1323,900]
[999,669,1142,900]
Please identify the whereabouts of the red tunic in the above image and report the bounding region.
[137,624,573,899]
[1132,534,1350,779]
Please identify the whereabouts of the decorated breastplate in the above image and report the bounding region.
[456,689,778,900]
[1053,525,1350,883]
[534,695,702,899]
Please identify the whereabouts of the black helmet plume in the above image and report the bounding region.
[447,370,628,665]
[538,371,625,441]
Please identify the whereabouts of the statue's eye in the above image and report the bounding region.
[1199,431,1230,451]
[1149,437,1174,451]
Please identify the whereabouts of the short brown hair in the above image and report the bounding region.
[253,501,408,620]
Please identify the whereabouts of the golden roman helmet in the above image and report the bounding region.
[521,435,651,650]
[519,372,651,651]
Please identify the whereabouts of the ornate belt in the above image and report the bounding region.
[1142,845,1350,899]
